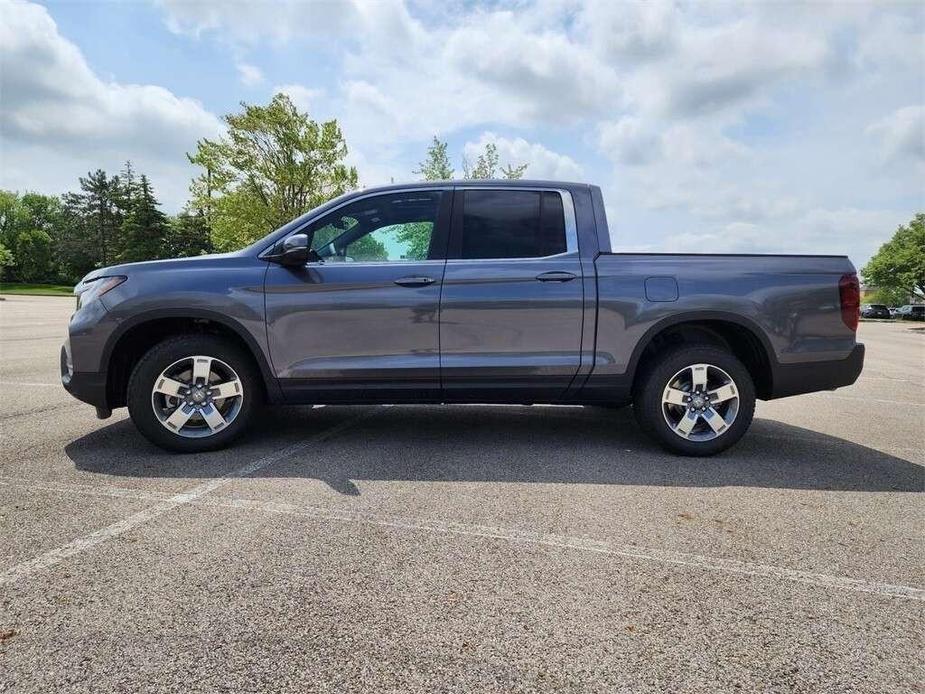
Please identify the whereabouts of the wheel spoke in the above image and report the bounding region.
[210,379,242,399]
[675,410,699,438]
[192,356,213,384]
[154,377,188,398]
[702,407,728,434]
[663,387,688,406]
[662,361,740,442]
[164,404,195,431]
[708,383,737,403]
[691,364,708,390]
[199,403,227,432]
[153,354,243,439]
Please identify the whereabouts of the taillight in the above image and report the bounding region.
[839,273,860,331]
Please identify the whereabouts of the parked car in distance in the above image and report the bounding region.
[61,180,865,457]
[889,307,902,319]
[861,303,891,319]
[896,304,925,321]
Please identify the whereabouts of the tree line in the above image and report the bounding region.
[0,93,527,285]
[0,166,211,285]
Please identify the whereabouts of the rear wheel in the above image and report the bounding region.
[633,345,755,456]
[127,335,260,452]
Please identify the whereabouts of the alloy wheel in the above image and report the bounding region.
[150,355,244,438]
[661,363,740,441]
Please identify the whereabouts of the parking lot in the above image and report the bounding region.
[0,294,922,693]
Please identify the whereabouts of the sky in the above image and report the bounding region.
[1,0,923,268]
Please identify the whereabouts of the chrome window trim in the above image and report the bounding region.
[258,186,453,259]
[451,187,578,262]
[303,259,446,268]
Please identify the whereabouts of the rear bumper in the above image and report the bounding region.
[61,344,108,409]
[768,343,865,400]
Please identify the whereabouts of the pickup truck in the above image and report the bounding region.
[62,180,864,456]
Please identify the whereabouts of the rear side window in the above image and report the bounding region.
[460,190,567,259]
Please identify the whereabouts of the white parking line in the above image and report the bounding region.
[202,503,925,602]
[2,474,921,601]
[824,394,925,407]
[0,476,168,502]
[0,415,368,587]
[861,375,925,387]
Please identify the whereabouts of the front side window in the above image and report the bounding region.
[308,192,442,263]
[460,190,567,260]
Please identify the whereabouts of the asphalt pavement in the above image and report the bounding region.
[0,295,922,693]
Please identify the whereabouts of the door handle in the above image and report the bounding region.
[394,276,435,287]
[535,271,577,282]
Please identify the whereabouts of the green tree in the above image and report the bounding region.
[395,223,432,260]
[65,169,124,268]
[12,228,54,282]
[119,175,169,263]
[166,211,213,258]
[0,190,62,283]
[862,213,925,300]
[463,142,528,180]
[0,191,18,245]
[415,137,454,181]
[0,242,14,280]
[57,192,101,282]
[188,93,359,252]
[867,286,909,306]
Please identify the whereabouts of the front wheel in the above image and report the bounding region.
[127,335,260,453]
[633,345,756,456]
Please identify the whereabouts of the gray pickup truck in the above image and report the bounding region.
[62,180,864,455]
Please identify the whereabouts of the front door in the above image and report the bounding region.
[265,189,451,402]
[439,188,585,402]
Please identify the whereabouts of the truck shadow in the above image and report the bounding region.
[65,405,924,495]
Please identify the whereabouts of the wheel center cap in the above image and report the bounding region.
[191,389,206,403]
[691,395,705,409]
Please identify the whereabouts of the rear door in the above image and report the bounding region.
[264,189,451,402]
[439,187,585,401]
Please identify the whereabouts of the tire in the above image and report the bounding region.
[127,335,261,453]
[632,344,755,456]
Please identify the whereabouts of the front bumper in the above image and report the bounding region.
[768,343,865,400]
[61,344,108,410]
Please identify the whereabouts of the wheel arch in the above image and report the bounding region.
[627,312,776,400]
[102,308,280,409]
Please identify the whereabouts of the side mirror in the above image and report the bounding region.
[278,233,310,266]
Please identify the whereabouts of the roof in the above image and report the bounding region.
[354,179,591,193]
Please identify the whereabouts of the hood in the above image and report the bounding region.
[79,251,242,284]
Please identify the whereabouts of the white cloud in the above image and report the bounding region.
[158,0,360,42]
[0,0,222,210]
[661,19,829,117]
[657,207,907,265]
[579,0,679,61]
[598,117,659,167]
[866,106,925,167]
[464,132,583,181]
[441,13,622,124]
[275,84,325,114]
[598,119,747,170]
[236,62,263,86]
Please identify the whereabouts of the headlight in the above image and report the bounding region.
[74,276,127,309]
